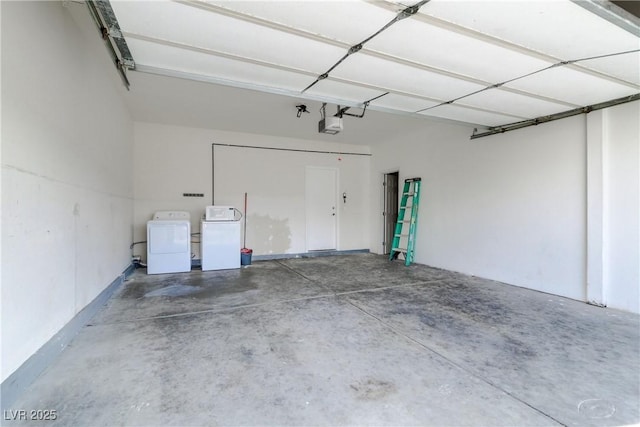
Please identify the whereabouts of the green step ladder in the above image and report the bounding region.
[389,177,421,266]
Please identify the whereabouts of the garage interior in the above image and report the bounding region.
[1,0,639,426]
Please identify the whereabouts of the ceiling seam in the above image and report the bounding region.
[125,32,531,121]
[417,48,640,114]
[172,0,637,99]
[172,0,488,88]
[371,0,640,89]
[122,34,634,125]
[415,101,528,121]
[134,64,332,99]
[354,49,581,108]
[118,0,638,128]
[132,64,527,125]
[124,30,635,115]
[179,0,633,92]
[324,76,527,119]
[122,20,579,111]
[173,0,348,48]
[123,32,319,78]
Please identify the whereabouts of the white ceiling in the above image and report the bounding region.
[106,0,639,133]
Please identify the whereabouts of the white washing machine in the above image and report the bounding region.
[147,211,191,275]
[201,206,241,271]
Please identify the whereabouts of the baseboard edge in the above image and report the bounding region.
[1,264,134,410]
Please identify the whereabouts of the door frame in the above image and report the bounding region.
[305,166,339,251]
[382,170,399,254]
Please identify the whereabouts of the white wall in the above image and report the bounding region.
[1,1,134,381]
[369,104,639,313]
[603,101,640,313]
[133,122,370,259]
[370,116,588,301]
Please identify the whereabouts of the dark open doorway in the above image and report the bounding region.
[383,172,399,254]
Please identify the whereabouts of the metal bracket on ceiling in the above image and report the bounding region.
[571,0,640,37]
[296,104,310,118]
[334,92,390,118]
[397,0,430,21]
[336,105,364,118]
[470,93,640,139]
[301,0,431,93]
[85,0,136,89]
[107,25,123,39]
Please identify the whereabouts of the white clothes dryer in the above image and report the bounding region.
[147,211,191,275]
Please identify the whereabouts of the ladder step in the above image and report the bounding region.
[389,177,421,266]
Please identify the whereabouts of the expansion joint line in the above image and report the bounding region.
[274,260,449,297]
[273,260,334,293]
[345,300,567,427]
[92,292,339,326]
[333,280,444,297]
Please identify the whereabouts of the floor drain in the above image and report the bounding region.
[578,399,616,419]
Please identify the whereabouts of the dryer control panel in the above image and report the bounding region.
[153,211,191,220]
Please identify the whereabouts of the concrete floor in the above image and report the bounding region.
[6,254,639,426]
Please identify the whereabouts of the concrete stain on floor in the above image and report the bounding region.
[350,378,397,401]
[6,253,640,426]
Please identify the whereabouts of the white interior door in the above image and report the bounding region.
[306,167,337,251]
